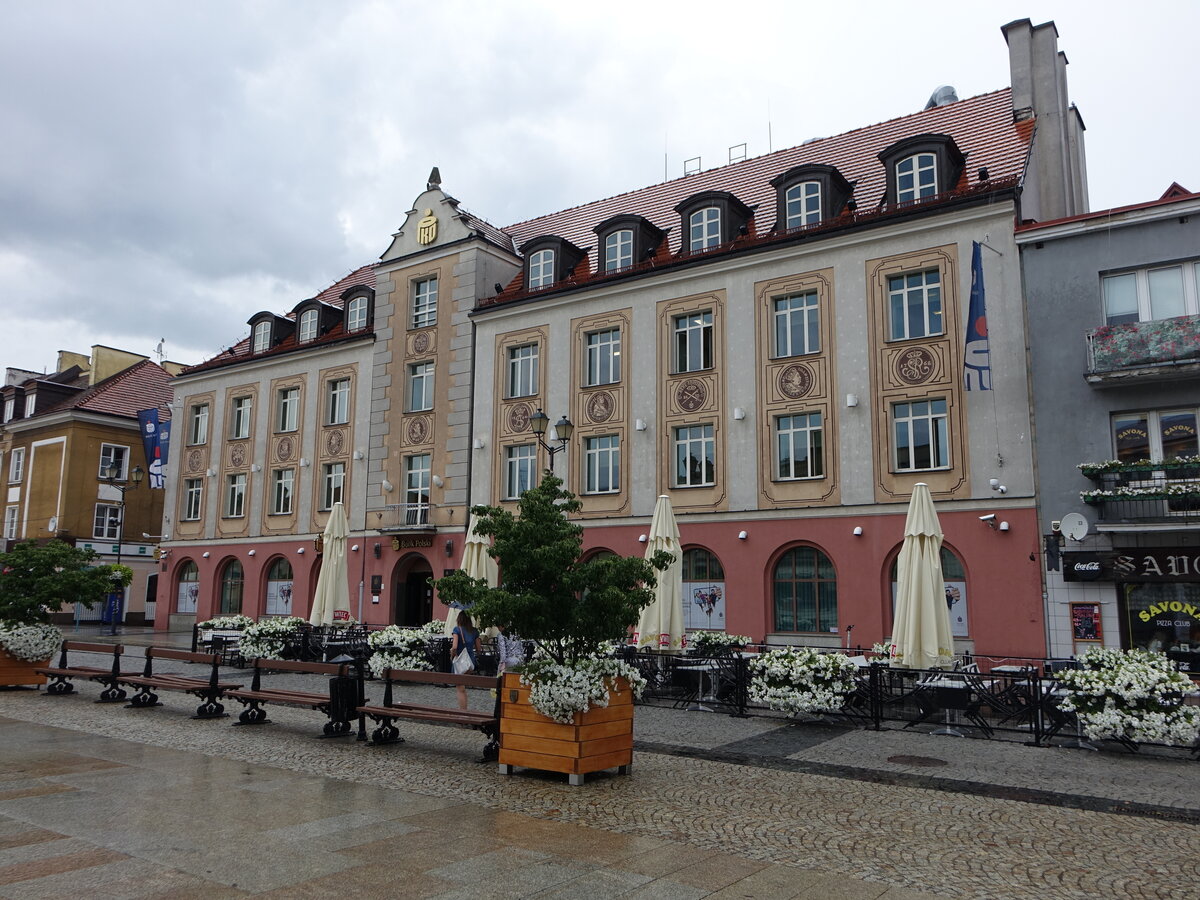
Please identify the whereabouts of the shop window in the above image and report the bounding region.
[772,546,837,633]
[265,557,294,616]
[219,559,244,615]
[176,561,199,614]
[683,548,726,631]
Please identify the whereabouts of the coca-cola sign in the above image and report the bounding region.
[1063,549,1200,583]
[1063,554,1107,581]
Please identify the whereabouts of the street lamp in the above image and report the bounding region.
[103,461,144,634]
[528,409,574,472]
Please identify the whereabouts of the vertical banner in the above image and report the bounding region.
[964,240,992,390]
[137,409,167,489]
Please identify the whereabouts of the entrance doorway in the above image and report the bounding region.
[393,557,434,626]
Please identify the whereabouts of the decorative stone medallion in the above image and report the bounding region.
[326,429,346,456]
[276,436,294,462]
[507,402,531,433]
[187,449,202,473]
[407,417,429,444]
[895,347,936,385]
[413,331,430,354]
[779,364,814,400]
[586,391,615,423]
[676,379,707,412]
[229,444,246,467]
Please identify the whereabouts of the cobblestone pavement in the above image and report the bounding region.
[1,639,1198,898]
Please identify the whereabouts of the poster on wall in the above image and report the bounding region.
[683,581,725,631]
[265,580,294,617]
[1071,602,1103,643]
[890,581,969,637]
[177,580,198,614]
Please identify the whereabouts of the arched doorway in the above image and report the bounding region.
[392,554,435,626]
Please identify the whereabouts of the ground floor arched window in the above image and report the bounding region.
[220,559,244,615]
[889,546,969,636]
[264,557,294,616]
[773,546,837,633]
[683,547,726,630]
[176,560,199,614]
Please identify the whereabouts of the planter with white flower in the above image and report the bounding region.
[748,647,861,717]
[687,631,752,655]
[1054,647,1200,748]
[366,621,444,677]
[238,616,307,661]
[435,474,669,784]
[0,540,131,686]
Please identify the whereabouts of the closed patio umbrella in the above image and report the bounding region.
[635,495,684,650]
[309,502,351,626]
[891,483,954,669]
[445,513,499,637]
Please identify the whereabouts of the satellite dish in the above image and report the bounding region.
[1060,513,1090,542]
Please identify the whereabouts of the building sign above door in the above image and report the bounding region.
[1064,549,1200,583]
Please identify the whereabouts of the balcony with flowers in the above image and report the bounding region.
[1085,314,1200,386]
[1079,457,1200,522]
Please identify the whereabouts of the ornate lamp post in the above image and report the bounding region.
[103,461,144,634]
[528,409,574,473]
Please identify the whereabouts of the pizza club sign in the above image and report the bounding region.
[1064,550,1200,583]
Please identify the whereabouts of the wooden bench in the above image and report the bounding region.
[35,641,129,703]
[357,668,501,757]
[225,658,365,737]
[117,648,242,719]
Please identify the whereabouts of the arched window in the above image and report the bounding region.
[604,229,633,271]
[889,546,968,636]
[784,181,822,228]
[346,295,369,332]
[528,249,555,288]
[252,320,272,353]
[297,309,318,343]
[773,546,837,633]
[683,548,726,631]
[265,557,294,616]
[219,559,244,615]
[176,561,199,614]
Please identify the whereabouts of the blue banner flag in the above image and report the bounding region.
[137,409,167,489]
[964,241,992,391]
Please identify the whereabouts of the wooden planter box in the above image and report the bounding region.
[0,648,50,686]
[498,672,633,786]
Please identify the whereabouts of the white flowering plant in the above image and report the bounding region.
[0,622,62,662]
[366,623,440,677]
[871,642,897,663]
[238,616,306,660]
[1055,647,1200,746]
[688,631,752,653]
[519,656,646,723]
[197,614,255,631]
[748,648,861,716]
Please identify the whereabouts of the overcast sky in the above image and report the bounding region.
[2,1,1197,373]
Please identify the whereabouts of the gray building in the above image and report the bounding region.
[1019,184,1200,667]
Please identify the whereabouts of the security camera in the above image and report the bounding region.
[979,514,996,522]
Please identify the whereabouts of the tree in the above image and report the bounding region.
[0,540,131,626]
[435,474,671,665]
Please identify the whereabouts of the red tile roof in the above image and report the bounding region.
[36,359,173,420]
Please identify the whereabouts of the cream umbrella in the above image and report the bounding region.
[308,502,351,626]
[891,483,954,669]
[444,513,500,637]
[635,495,685,650]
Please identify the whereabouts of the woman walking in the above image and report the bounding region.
[450,610,481,710]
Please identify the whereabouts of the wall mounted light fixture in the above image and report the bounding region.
[247,549,256,556]
[432,475,444,488]
[381,479,394,493]
[635,419,647,431]
[737,530,748,541]
[445,539,454,557]
[852,526,863,536]
[249,463,261,473]
[999,521,1010,532]
[352,450,365,460]
[989,478,1008,494]
[201,551,210,558]
[733,407,746,420]
[373,542,382,559]
[846,394,859,408]
[351,544,359,552]
[299,458,310,468]
[472,438,485,450]
[638,534,647,543]
[297,547,305,554]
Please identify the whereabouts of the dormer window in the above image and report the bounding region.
[298,309,318,343]
[519,236,585,292]
[675,191,753,253]
[594,215,665,273]
[347,295,369,331]
[339,284,375,333]
[878,134,965,206]
[770,165,854,231]
[604,230,633,271]
[252,320,272,353]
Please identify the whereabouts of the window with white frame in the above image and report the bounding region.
[1111,408,1199,463]
[773,292,820,357]
[585,329,621,386]
[271,468,294,515]
[776,413,824,479]
[584,435,620,494]
[9,447,25,483]
[896,152,938,202]
[229,396,253,440]
[276,387,299,432]
[688,207,721,251]
[528,249,555,289]
[893,398,949,471]
[674,424,715,487]
[23,394,34,417]
[326,378,350,426]
[604,230,633,271]
[507,343,538,398]
[3,398,13,422]
[93,504,121,540]
[298,309,318,343]
[320,462,345,510]
[187,403,209,445]
[252,320,272,353]
[346,294,370,332]
[182,478,203,521]
[505,444,536,499]
[225,473,247,518]
[408,362,433,412]
[1103,261,1200,326]
[674,311,713,373]
[405,454,431,524]
[785,181,822,229]
[3,506,17,540]
[98,444,128,480]
[412,278,437,328]
[888,270,942,340]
